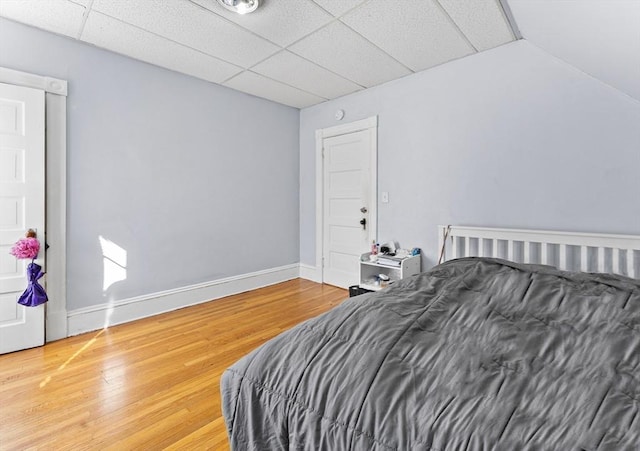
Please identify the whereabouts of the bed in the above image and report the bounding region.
[221,226,640,450]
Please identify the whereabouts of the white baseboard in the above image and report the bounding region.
[67,264,299,336]
[299,263,321,283]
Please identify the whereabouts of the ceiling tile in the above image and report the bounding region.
[0,0,86,38]
[289,21,411,87]
[341,0,475,72]
[224,71,326,108]
[81,11,243,83]
[439,0,514,51]
[90,0,279,68]
[252,51,362,99]
[190,0,333,47]
[311,0,368,17]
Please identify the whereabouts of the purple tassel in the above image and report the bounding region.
[17,261,48,307]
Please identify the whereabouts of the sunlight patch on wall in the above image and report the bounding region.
[99,236,127,292]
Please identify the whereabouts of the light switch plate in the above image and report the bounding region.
[381,191,389,203]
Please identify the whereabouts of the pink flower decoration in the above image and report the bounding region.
[9,237,40,260]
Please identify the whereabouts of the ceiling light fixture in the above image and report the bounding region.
[216,0,260,15]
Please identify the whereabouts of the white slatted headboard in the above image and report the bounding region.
[438,225,640,278]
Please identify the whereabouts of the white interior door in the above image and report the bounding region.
[0,82,45,354]
[322,128,376,288]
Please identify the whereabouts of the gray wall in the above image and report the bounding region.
[0,18,300,311]
[300,40,640,270]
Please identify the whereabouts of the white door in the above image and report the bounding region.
[0,82,45,354]
[322,128,376,288]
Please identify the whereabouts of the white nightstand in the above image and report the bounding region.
[359,253,421,291]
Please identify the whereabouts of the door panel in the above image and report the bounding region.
[322,128,375,288]
[0,82,45,354]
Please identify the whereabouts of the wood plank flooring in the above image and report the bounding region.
[0,279,347,450]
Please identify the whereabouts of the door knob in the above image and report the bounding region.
[360,207,368,213]
[359,218,367,230]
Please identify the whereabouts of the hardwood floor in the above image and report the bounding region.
[0,279,347,450]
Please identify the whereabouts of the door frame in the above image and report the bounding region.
[0,66,67,342]
[314,116,378,284]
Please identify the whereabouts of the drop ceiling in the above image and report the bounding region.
[0,0,515,108]
[1,1,638,107]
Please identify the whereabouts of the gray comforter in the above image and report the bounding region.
[221,258,640,450]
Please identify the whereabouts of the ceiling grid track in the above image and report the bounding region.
[434,0,478,53]
[75,0,94,40]
[80,10,245,74]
